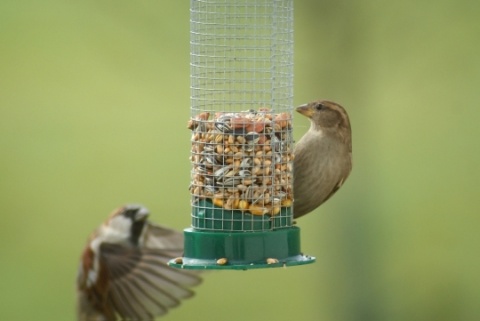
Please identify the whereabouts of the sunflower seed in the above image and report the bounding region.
[240,158,252,168]
[238,169,252,177]
[245,132,260,144]
[214,165,233,179]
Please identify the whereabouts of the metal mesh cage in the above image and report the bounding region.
[188,0,294,232]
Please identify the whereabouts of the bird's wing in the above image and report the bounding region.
[99,243,201,320]
[321,178,344,204]
[140,222,185,256]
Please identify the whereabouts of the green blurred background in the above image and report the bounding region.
[1,1,479,320]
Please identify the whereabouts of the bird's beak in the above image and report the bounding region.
[296,104,314,118]
[134,206,149,221]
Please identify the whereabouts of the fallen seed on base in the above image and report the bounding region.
[173,257,183,264]
[216,258,228,265]
[266,258,279,264]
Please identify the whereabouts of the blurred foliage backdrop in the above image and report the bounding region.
[1,1,479,320]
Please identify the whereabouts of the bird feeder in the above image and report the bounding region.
[169,0,315,270]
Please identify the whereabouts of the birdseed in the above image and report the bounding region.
[188,108,293,216]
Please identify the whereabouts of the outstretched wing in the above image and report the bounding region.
[140,222,185,256]
[100,243,200,320]
[100,241,201,320]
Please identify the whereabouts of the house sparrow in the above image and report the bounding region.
[77,205,201,321]
[293,100,352,218]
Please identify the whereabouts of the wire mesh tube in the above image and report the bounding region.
[188,0,294,232]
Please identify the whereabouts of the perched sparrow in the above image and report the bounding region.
[293,100,352,218]
[77,205,201,321]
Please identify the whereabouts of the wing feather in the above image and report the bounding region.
[99,242,201,320]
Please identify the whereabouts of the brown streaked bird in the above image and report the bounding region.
[293,100,352,218]
[77,205,201,321]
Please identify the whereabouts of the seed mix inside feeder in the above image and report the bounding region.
[189,108,294,230]
[168,0,315,270]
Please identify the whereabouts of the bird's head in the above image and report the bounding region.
[100,204,150,246]
[296,100,350,132]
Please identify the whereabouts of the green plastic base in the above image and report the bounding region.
[168,227,315,270]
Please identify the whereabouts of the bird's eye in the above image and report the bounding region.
[315,103,324,111]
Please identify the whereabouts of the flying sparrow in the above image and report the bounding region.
[293,100,352,218]
[77,204,201,321]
